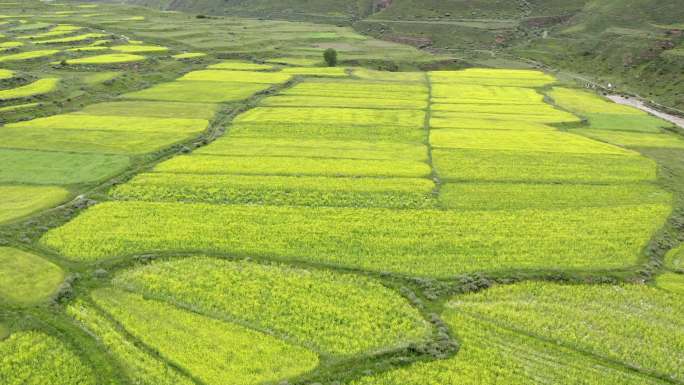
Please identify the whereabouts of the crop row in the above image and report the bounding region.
[0,247,64,304]
[112,173,436,208]
[41,201,669,276]
[0,77,59,100]
[0,331,95,385]
[351,307,669,385]
[111,256,431,355]
[90,288,319,385]
[67,300,195,385]
[452,282,684,382]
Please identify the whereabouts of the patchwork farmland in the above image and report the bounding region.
[0,1,683,385]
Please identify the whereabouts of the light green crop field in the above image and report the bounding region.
[67,300,194,385]
[571,129,684,148]
[451,282,684,382]
[281,66,349,77]
[111,173,435,208]
[281,80,428,99]
[439,183,671,210]
[666,245,684,272]
[110,44,167,53]
[6,114,208,133]
[430,129,632,155]
[432,109,580,124]
[194,137,427,160]
[350,306,669,385]
[153,155,431,178]
[2,2,683,383]
[548,88,644,115]
[0,185,70,223]
[122,81,271,103]
[179,70,292,83]
[0,247,63,304]
[0,49,59,62]
[230,122,425,142]
[261,95,427,109]
[429,117,552,130]
[0,149,129,184]
[35,32,107,44]
[0,68,13,79]
[207,60,273,70]
[77,101,218,119]
[0,78,59,100]
[430,69,556,87]
[41,201,668,276]
[433,149,657,183]
[112,257,430,355]
[172,52,205,59]
[235,107,424,127]
[0,126,199,155]
[66,53,145,64]
[656,273,684,295]
[91,288,318,385]
[582,113,671,132]
[0,331,95,385]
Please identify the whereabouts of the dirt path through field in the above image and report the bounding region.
[608,95,684,129]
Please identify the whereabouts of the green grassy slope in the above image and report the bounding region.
[92,0,683,109]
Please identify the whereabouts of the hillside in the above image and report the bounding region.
[89,0,684,110]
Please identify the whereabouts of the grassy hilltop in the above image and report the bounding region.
[91,0,684,110]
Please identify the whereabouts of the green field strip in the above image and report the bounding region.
[431,129,633,155]
[656,273,684,295]
[41,201,669,277]
[0,41,22,51]
[172,52,206,59]
[0,185,70,223]
[112,257,431,356]
[429,117,552,130]
[280,66,349,77]
[0,102,38,113]
[66,301,196,385]
[432,109,581,124]
[259,95,427,109]
[0,77,58,100]
[431,102,571,117]
[235,107,425,127]
[34,32,107,44]
[0,148,130,184]
[431,84,544,104]
[77,101,218,119]
[111,173,436,208]
[0,68,13,79]
[5,114,208,134]
[0,49,59,62]
[429,69,556,87]
[19,24,82,39]
[194,137,428,161]
[122,81,272,103]
[0,126,199,155]
[439,182,671,210]
[571,129,684,148]
[110,44,167,53]
[0,331,96,385]
[152,155,432,178]
[451,282,684,382]
[0,247,64,304]
[581,113,672,133]
[351,311,668,385]
[207,60,273,70]
[433,149,657,183]
[91,288,319,385]
[352,68,425,82]
[179,69,292,84]
[666,245,684,272]
[280,80,428,99]
[548,88,645,115]
[65,53,145,64]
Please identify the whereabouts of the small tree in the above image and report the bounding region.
[323,48,337,67]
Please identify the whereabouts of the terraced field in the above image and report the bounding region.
[1,1,683,385]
